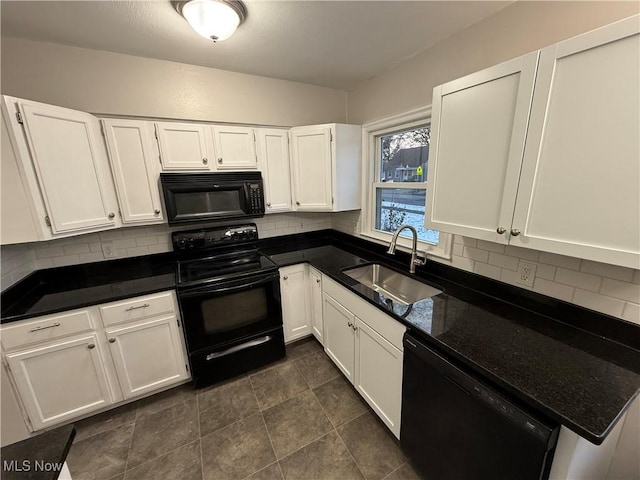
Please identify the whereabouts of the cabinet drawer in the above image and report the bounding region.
[99,291,176,327]
[1,309,95,351]
[323,276,406,351]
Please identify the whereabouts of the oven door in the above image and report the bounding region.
[178,270,282,354]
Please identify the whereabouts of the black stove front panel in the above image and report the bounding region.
[177,249,277,286]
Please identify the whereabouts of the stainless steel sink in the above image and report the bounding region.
[343,264,442,305]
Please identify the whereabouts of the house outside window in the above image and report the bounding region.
[361,107,452,259]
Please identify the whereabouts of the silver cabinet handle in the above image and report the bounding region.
[206,335,272,361]
[108,338,116,343]
[203,158,208,165]
[108,212,115,219]
[218,158,223,164]
[29,322,61,333]
[154,209,161,215]
[283,276,288,280]
[266,202,271,207]
[296,201,300,206]
[125,303,149,312]
[87,344,95,349]
[510,229,521,236]
[347,321,353,327]
[316,279,320,284]
[496,227,506,234]
[352,325,357,331]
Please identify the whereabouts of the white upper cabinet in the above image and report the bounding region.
[212,126,258,170]
[290,124,362,212]
[426,16,640,268]
[101,119,164,225]
[426,52,539,244]
[511,16,639,268]
[256,128,292,213]
[15,99,121,235]
[155,121,211,171]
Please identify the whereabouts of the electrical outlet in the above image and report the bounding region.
[517,262,537,287]
[102,242,116,259]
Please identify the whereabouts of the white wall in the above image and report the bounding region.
[0,37,347,127]
[347,1,640,124]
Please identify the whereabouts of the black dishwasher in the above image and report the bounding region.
[401,332,559,480]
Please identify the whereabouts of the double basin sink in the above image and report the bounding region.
[342,263,442,305]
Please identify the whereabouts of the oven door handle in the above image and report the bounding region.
[206,335,272,361]
[179,271,279,298]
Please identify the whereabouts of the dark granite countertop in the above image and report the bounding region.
[2,229,639,446]
[1,424,75,480]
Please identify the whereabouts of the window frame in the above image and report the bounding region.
[360,106,452,260]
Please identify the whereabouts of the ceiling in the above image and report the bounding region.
[1,1,512,90]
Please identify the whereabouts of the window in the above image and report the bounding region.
[361,107,452,259]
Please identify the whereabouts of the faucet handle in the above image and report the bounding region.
[413,251,428,266]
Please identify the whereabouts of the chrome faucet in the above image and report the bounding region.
[387,225,427,274]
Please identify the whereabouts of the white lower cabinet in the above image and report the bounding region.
[322,276,406,438]
[1,290,188,431]
[322,293,356,382]
[280,264,312,343]
[308,267,324,345]
[5,333,115,430]
[105,315,187,400]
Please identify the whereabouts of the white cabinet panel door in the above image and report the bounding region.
[102,119,164,224]
[6,334,114,430]
[155,122,210,171]
[18,101,119,234]
[106,315,187,399]
[256,129,292,213]
[290,126,333,211]
[308,268,324,345]
[512,17,640,268]
[426,53,538,243]
[355,318,403,439]
[322,293,355,383]
[280,265,311,343]
[212,126,257,170]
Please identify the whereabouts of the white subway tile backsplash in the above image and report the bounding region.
[555,268,601,292]
[580,260,635,282]
[600,279,640,303]
[504,245,540,262]
[538,252,581,270]
[126,246,150,257]
[572,289,625,318]
[78,252,106,264]
[135,236,159,247]
[488,252,519,271]
[63,243,90,255]
[99,230,124,241]
[452,243,463,257]
[36,246,65,259]
[622,303,640,324]
[476,240,506,254]
[533,278,574,302]
[463,246,489,263]
[451,255,475,271]
[53,255,81,267]
[474,262,501,281]
[633,270,640,285]
[536,263,556,281]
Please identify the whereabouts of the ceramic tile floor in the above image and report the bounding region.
[66,337,425,480]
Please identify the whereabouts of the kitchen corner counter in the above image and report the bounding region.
[1,424,75,480]
[263,241,640,446]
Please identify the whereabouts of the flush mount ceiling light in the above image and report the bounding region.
[173,0,247,42]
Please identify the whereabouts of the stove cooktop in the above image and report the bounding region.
[177,249,277,286]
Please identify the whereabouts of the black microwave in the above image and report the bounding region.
[160,172,265,226]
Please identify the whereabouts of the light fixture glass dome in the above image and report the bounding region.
[178,0,246,42]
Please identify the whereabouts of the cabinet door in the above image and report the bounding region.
[256,128,292,213]
[155,122,210,171]
[105,315,187,399]
[6,334,114,430]
[512,17,640,268]
[308,268,324,345]
[426,53,539,243]
[280,265,311,343]
[355,318,403,438]
[212,126,257,170]
[322,293,355,383]
[290,126,333,211]
[18,100,120,234]
[101,119,164,224]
